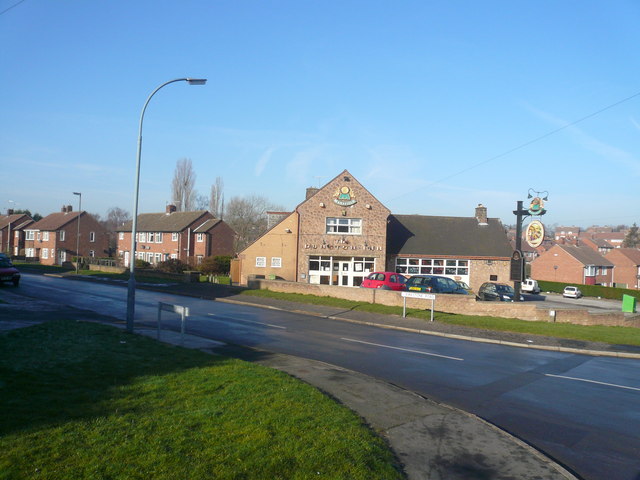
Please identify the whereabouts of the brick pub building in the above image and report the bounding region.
[237,170,513,290]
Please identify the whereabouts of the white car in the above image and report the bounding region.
[563,286,582,298]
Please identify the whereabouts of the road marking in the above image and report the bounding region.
[206,313,286,329]
[341,338,463,361]
[545,374,640,392]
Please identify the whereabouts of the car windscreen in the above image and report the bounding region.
[0,259,13,268]
[496,285,514,294]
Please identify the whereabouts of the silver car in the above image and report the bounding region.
[563,286,582,298]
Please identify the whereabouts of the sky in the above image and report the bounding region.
[2,1,639,229]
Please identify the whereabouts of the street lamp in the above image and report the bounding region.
[73,192,81,274]
[126,78,207,332]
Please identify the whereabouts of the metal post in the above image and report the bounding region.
[513,200,527,301]
[73,192,81,273]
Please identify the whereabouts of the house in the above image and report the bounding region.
[579,235,614,256]
[606,248,640,290]
[0,210,34,256]
[530,244,614,286]
[236,170,513,291]
[554,226,581,245]
[116,205,236,267]
[24,206,109,266]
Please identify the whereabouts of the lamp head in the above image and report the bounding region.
[73,192,81,196]
[186,78,207,85]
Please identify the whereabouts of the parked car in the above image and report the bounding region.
[405,275,468,294]
[563,286,582,298]
[521,278,540,294]
[477,282,520,302]
[360,272,407,291]
[0,254,20,287]
[456,280,474,295]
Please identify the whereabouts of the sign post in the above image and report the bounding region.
[157,302,190,343]
[401,291,436,321]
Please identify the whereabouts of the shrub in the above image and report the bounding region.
[134,259,150,268]
[199,255,232,275]
[156,258,188,274]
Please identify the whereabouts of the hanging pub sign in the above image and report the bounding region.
[525,220,545,248]
[527,189,548,216]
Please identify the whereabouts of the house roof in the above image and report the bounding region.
[192,218,222,233]
[0,214,33,230]
[613,248,640,265]
[117,211,211,232]
[558,245,614,266]
[28,211,82,231]
[387,214,513,258]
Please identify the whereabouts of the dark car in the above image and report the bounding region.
[0,254,20,287]
[361,272,407,291]
[477,282,519,302]
[405,275,468,294]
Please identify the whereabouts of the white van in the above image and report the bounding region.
[521,278,540,294]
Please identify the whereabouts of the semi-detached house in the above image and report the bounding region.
[116,205,236,267]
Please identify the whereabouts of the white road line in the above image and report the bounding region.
[341,338,464,361]
[545,374,640,392]
[206,313,286,329]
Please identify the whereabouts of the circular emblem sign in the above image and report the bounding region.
[525,220,545,248]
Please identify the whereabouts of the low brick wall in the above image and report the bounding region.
[247,279,640,328]
[88,264,126,274]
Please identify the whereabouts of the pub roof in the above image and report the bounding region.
[387,214,513,258]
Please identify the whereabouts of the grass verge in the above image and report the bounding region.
[240,289,640,347]
[0,320,403,480]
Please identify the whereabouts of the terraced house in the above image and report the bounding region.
[116,205,236,267]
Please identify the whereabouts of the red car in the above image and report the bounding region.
[361,272,407,291]
[0,254,20,287]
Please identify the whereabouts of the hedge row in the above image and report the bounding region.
[537,280,639,301]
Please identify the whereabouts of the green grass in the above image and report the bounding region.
[0,320,403,480]
[240,289,640,347]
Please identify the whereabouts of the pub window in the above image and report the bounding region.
[271,257,282,268]
[326,217,362,235]
[256,256,266,268]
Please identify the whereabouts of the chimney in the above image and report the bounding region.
[7,209,13,215]
[67,205,73,212]
[306,187,320,200]
[475,204,488,225]
[61,205,67,213]
[166,204,177,214]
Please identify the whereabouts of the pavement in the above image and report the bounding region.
[7,280,631,479]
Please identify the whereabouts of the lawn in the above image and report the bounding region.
[0,320,403,480]
[240,289,640,347]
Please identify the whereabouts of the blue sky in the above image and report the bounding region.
[2,1,639,229]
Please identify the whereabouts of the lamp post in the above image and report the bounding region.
[126,78,207,333]
[73,192,82,274]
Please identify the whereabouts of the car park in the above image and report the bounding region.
[360,272,407,291]
[563,286,583,298]
[405,275,468,294]
[0,254,20,287]
[477,282,520,302]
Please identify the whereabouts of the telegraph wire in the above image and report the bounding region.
[0,0,26,16]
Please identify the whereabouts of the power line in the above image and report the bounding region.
[0,0,26,16]
[386,90,640,203]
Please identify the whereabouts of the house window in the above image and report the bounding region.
[26,248,34,257]
[59,230,65,241]
[326,217,362,235]
[43,232,49,241]
[271,257,282,268]
[196,233,204,242]
[197,255,203,264]
[139,232,146,243]
[256,256,266,267]
[42,248,48,259]
[585,265,596,276]
[146,252,154,263]
[156,232,163,243]
[170,253,177,260]
[155,253,162,263]
[172,232,179,241]
[119,232,124,240]
[89,232,95,242]
[37,232,41,241]
[89,250,95,257]
[148,232,154,242]
[26,231,35,241]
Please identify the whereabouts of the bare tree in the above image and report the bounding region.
[225,195,285,251]
[105,207,131,231]
[209,176,224,218]
[194,193,209,210]
[171,158,196,211]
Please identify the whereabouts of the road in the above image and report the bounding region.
[12,273,640,480]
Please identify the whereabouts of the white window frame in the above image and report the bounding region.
[148,232,154,243]
[196,233,204,242]
[271,257,282,268]
[326,217,362,235]
[43,232,49,241]
[155,253,162,263]
[26,248,35,257]
[585,265,596,276]
[118,232,124,240]
[26,230,35,241]
[155,232,163,243]
[59,230,65,241]
[89,250,95,258]
[89,231,95,242]
[256,256,266,268]
[42,248,49,259]
[172,232,179,241]
[395,257,470,277]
